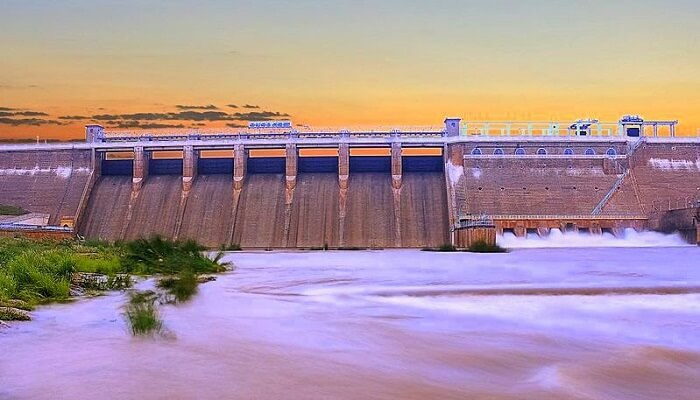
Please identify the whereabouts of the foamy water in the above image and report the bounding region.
[498,228,689,248]
[2,246,700,399]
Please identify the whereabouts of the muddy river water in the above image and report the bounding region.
[1,234,699,399]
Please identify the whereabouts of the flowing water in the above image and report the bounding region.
[1,234,700,399]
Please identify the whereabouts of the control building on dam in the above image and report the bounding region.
[1,114,699,247]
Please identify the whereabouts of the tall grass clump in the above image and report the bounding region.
[4,250,76,303]
[124,291,163,336]
[122,236,228,275]
[157,269,199,303]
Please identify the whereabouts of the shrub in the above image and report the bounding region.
[74,255,124,275]
[467,241,508,253]
[157,269,199,303]
[121,236,228,275]
[124,290,163,336]
[5,250,75,302]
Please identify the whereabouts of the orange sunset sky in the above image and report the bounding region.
[1,0,699,140]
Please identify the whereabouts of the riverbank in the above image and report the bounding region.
[0,237,228,323]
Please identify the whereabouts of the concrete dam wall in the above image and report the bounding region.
[0,149,92,226]
[73,147,452,248]
[4,137,700,247]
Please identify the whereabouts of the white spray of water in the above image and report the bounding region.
[0,166,90,179]
[648,158,700,171]
[497,228,689,248]
[445,161,463,186]
[470,167,481,179]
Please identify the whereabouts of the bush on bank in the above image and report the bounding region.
[122,236,228,275]
[0,236,230,322]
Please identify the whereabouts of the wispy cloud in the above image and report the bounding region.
[233,111,290,120]
[175,104,219,110]
[106,121,185,129]
[89,108,291,123]
[58,115,90,120]
[243,104,260,109]
[0,107,61,126]
[0,117,64,126]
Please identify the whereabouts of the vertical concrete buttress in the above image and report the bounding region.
[283,144,298,245]
[233,145,247,190]
[174,145,196,240]
[391,142,402,247]
[182,145,197,192]
[285,143,297,190]
[229,144,247,245]
[132,146,149,192]
[391,142,402,189]
[338,143,350,246]
[92,149,102,177]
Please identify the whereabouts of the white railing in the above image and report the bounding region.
[487,214,647,220]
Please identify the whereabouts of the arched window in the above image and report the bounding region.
[471,147,482,156]
[563,148,574,156]
[515,148,526,156]
[537,148,547,156]
[585,148,596,156]
[606,148,617,157]
[493,148,504,156]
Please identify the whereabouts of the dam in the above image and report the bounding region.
[1,115,699,247]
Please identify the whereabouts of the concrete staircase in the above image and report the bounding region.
[592,169,630,215]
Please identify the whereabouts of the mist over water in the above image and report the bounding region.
[498,228,689,248]
[2,247,700,399]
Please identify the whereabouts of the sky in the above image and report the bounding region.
[1,0,699,140]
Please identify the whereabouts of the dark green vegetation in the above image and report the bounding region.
[0,238,124,307]
[124,291,163,336]
[122,236,228,275]
[467,241,508,253]
[0,236,230,324]
[422,242,508,253]
[0,204,29,216]
[220,243,242,251]
[157,270,199,303]
[422,244,457,252]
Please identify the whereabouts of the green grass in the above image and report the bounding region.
[122,236,229,275]
[2,250,75,302]
[0,236,230,323]
[124,291,163,336]
[157,269,199,303]
[0,204,29,216]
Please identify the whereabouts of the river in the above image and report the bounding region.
[1,233,699,399]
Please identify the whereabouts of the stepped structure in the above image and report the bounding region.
[1,115,699,246]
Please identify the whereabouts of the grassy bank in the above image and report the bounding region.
[0,236,230,323]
